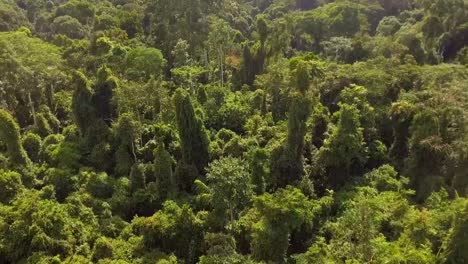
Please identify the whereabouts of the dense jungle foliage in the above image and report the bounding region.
[0,0,468,263]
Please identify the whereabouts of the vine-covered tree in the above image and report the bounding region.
[173,88,210,176]
[0,0,467,263]
[0,109,30,166]
[318,103,368,189]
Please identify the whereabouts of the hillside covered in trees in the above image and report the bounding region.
[0,0,468,263]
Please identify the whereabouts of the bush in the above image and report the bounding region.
[43,168,78,202]
[86,172,114,199]
[22,133,42,163]
[92,237,113,261]
[0,169,23,203]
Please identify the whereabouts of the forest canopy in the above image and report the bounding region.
[0,0,468,263]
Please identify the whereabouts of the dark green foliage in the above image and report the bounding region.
[129,163,146,193]
[71,71,95,136]
[310,103,330,148]
[86,172,114,199]
[269,58,316,188]
[113,113,141,176]
[241,41,266,87]
[22,132,42,163]
[444,202,468,263]
[55,0,95,25]
[43,168,78,202]
[0,1,29,31]
[93,66,118,125]
[0,170,23,204]
[174,161,199,193]
[0,109,30,166]
[271,93,311,188]
[52,15,86,39]
[405,107,452,201]
[154,144,176,201]
[174,88,210,176]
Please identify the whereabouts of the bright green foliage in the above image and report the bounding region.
[199,233,260,264]
[173,88,210,176]
[255,59,291,122]
[376,16,401,36]
[34,113,53,138]
[0,1,29,31]
[249,148,269,194]
[207,157,253,226]
[0,30,64,126]
[339,85,376,141]
[125,47,166,81]
[245,186,329,263]
[364,164,409,193]
[0,0,468,262]
[318,103,368,189]
[293,60,311,94]
[92,237,113,262]
[444,202,468,263]
[270,58,314,188]
[133,201,204,262]
[0,109,30,166]
[296,165,427,263]
[0,189,98,263]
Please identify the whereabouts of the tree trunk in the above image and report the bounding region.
[219,47,224,87]
[28,92,37,126]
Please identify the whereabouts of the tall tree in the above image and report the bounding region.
[71,71,95,136]
[173,88,210,175]
[0,109,30,166]
[318,103,368,189]
[444,202,468,263]
[206,156,253,227]
[154,143,176,201]
[92,65,118,125]
[271,60,313,188]
[113,113,141,176]
[206,17,240,87]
